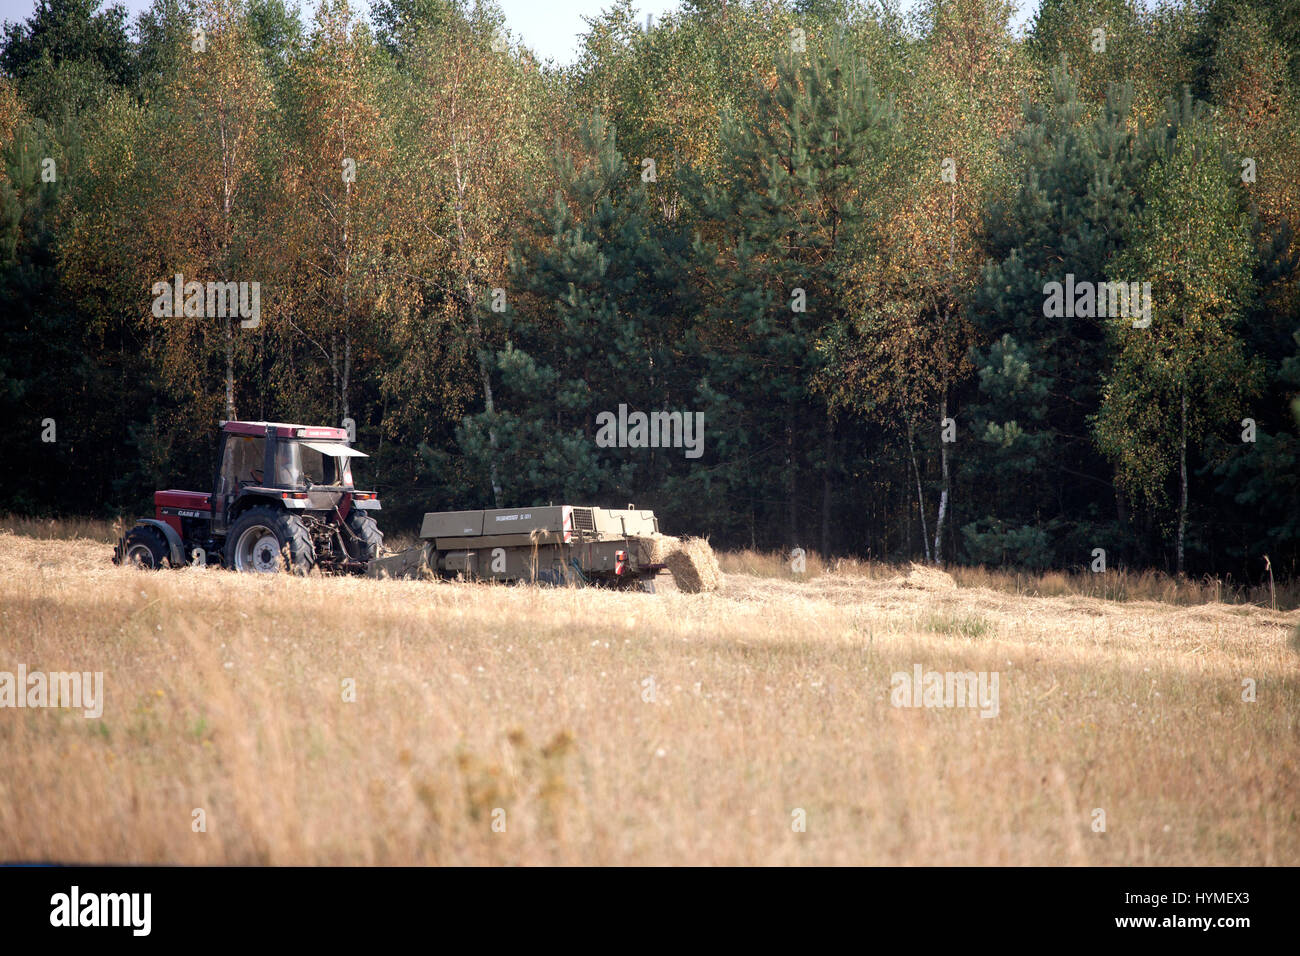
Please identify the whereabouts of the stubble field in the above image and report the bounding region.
[0,526,1296,865]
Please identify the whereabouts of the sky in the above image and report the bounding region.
[0,0,1041,65]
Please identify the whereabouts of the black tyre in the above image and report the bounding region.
[118,524,170,569]
[343,510,383,563]
[225,506,315,575]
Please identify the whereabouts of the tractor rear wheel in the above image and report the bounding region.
[342,510,383,563]
[119,524,170,569]
[226,507,315,575]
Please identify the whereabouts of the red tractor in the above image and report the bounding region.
[114,421,383,574]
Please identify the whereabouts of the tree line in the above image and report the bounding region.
[3,0,1299,579]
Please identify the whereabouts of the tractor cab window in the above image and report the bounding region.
[274,441,348,488]
[220,436,266,492]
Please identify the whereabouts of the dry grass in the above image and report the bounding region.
[0,525,1297,865]
[719,548,1300,609]
[0,514,122,543]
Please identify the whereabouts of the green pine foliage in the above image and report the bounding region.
[963,65,1146,568]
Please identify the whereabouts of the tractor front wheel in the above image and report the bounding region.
[226,507,315,575]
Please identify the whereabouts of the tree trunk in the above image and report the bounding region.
[220,111,235,421]
[224,316,235,419]
[906,420,931,563]
[471,298,503,508]
[785,418,798,548]
[341,333,351,424]
[342,134,352,427]
[905,482,912,559]
[903,482,910,557]
[1177,388,1187,577]
[821,415,833,557]
[330,337,339,421]
[933,393,949,564]
[452,149,502,508]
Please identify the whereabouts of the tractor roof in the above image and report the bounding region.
[221,420,350,441]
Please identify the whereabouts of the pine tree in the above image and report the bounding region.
[691,33,894,552]
[455,113,697,510]
[963,64,1146,568]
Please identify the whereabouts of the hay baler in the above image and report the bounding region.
[368,504,670,590]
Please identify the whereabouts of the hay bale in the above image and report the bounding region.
[664,536,721,593]
[895,562,957,591]
[643,533,681,565]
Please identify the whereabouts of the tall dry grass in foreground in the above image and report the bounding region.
[0,527,1296,865]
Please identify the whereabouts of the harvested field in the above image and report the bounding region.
[0,528,1296,865]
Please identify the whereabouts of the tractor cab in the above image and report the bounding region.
[211,421,379,535]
